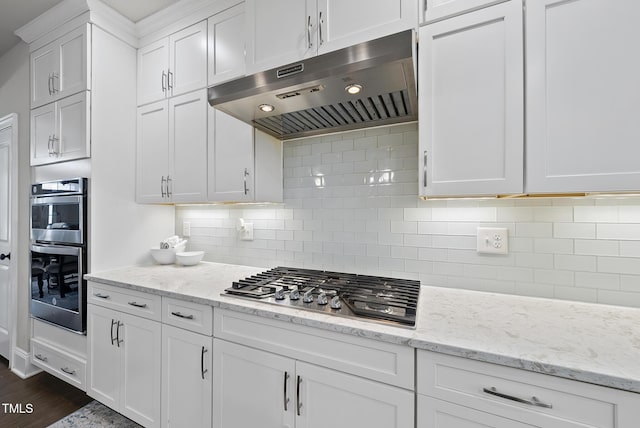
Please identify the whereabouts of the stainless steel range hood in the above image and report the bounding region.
[208,30,417,140]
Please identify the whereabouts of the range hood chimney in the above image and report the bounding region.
[208,30,417,140]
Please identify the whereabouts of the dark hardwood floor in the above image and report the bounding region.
[0,356,92,428]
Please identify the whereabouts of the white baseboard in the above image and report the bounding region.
[10,347,41,379]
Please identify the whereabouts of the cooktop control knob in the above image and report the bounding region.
[317,292,328,305]
[330,296,342,309]
[274,288,285,300]
[289,289,300,300]
[302,290,314,303]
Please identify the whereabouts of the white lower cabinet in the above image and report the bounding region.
[162,324,212,428]
[213,338,414,428]
[87,303,161,428]
[417,350,640,428]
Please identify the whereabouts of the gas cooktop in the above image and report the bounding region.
[223,267,420,328]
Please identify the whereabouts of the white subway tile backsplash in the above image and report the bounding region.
[176,123,640,308]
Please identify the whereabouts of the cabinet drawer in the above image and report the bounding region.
[423,0,507,23]
[88,282,161,321]
[32,339,86,390]
[418,350,637,428]
[214,309,414,389]
[162,297,212,336]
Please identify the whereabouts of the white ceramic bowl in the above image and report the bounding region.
[150,242,187,265]
[175,251,204,266]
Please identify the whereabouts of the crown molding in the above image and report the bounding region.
[15,0,136,50]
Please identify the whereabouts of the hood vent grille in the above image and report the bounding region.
[254,90,411,138]
[208,30,417,140]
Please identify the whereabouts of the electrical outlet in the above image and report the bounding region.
[183,222,191,237]
[477,227,508,255]
[240,222,253,241]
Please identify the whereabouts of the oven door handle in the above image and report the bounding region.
[30,195,84,206]
[30,244,82,257]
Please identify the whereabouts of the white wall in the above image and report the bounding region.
[177,122,640,308]
[0,42,31,352]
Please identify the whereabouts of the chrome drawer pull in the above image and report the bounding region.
[171,311,194,320]
[35,353,48,362]
[128,301,147,308]
[61,367,76,376]
[94,293,109,299]
[483,387,552,409]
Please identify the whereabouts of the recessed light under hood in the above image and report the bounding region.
[208,30,417,140]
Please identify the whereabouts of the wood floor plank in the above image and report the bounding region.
[0,356,92,428]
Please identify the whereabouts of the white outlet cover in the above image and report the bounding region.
[240,223,254,241]
[183,221,191,237]
[477,227,508,255]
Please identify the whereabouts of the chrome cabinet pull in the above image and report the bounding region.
[161,176,167,198]
[34,353,48,362]
[47,135,53,156]
[307,15,312,48]
[50,135,59,156]
[168,70,174,90]
[110,319,117,345]
[128,301,147,308]
[47,73,53,95]
[296,375,302,416]
[93,292,109,299]
[162,70,167,92]
[116,321,123,347]
[170,311,194,320]
[166,175,172,197]
[61,367,76,376]
[483,387,553,409]
[201,346,208,380]
[243,168,250,195]
[52,72,58,93]
[423,150,428,188]
[283,371,290,411]
[319,11,324,45]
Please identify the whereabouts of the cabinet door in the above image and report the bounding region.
[169,21,208,97]
[56,91,90,162]
[162,325,212,428]
[87,304,121,410]
[137,100,169,203]
[423,0,507,23]
[418,395,536,428]
[208,109,254,202]
[526,0,640,193]
[31,42,57,108]
[208,3,246,85]
[30,103,56,166]
[119,311,161,428]
[317,0,417,55]
[245,0,316,74]
[138,38,169,106]
[57,24,90,101]
[419,0,523,196]
[168,90,208,203]
[296,361,414,428]
[213,339,295,428]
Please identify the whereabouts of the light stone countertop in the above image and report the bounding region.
[85,261,640,394]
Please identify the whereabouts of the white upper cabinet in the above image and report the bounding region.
[317,0,417,54]
[419,0,523,197]
[137,21,207,106]
[423,0,507,23]
[245,0,316,74]
[208,109,283,203]
[245,0,417,74]
[526,0,640,193]
[30,24,90,108]
[30,91,90,166]
[208,3,246,85]
[137,89,208,204]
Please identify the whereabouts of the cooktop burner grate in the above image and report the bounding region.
[225,267,420,328]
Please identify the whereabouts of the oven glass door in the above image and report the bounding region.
[30,243,86,332]
[31,195,84,244]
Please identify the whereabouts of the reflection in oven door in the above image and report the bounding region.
[30,243,86,332]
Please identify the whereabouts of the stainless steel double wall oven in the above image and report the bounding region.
[30,178,87,333]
